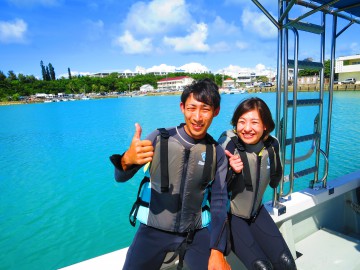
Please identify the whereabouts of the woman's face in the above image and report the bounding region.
[236,109,266,145]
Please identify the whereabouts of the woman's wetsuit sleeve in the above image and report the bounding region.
[110,129,159,182]
[209,144,229,253]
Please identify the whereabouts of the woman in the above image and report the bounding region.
[218,97,296,270]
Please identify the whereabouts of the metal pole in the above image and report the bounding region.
[324,15,337,188]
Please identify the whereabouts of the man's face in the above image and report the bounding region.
[180,93,219,140]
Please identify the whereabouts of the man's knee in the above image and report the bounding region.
[278,250,297,270]
[252,259,273,270]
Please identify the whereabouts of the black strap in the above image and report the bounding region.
[264,137,283,188]
[158,128,170,192]
[230,136,253,191]
[163,230,195,269]
[129,177,150,226]
[201,144,214,189]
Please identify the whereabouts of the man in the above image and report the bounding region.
[110,78,230,270]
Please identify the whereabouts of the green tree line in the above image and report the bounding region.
[0,59,332,102]
[0,68,223,102]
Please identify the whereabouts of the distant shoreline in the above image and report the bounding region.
[1,85,359,106]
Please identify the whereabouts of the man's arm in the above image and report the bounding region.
[208,145,231,269]
[109,123,154,182]
[121,123,154,170]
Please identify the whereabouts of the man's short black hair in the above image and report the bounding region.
[181,78,220,110]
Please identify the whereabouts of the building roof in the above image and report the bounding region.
[337,54,360,60]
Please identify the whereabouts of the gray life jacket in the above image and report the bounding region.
[219,130,282,219]
[129,127,217,233]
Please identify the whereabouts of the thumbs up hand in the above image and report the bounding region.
[225,150,243,173]
[121,123,154,170]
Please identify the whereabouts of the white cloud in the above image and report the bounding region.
[235,41,248,50]
[216,63,274,78]
[117,63,209,74]
[58,70,91,79]
[241,8,276,39]
[350,42,359,54]
[113,30,153,54]
[0,19,27,43]
[179,62,209,73]
[210,16,239,36]
[211,41,231,52]
[85,19,104,41]
[163,23,209,53]
[124,0,191,35]
[147,64,177,73]
[216,65,249,78]
[255,63,266,72]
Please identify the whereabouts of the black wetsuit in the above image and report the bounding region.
[110,124,229,270]
[219,133,297,270]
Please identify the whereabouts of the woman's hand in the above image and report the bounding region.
[225,150,243,173]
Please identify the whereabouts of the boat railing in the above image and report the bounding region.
[252,0,359,211]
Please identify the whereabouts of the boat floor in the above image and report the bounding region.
[59,227,360,270]
[295,228,360,270]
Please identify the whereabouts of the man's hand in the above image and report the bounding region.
[225,150,243,174]
[121,123,154,170]
[208,249,231,270]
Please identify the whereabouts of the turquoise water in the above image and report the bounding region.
[0,92,359,270]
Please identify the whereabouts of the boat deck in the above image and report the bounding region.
[60,171,360,270]
[295,228,360,270]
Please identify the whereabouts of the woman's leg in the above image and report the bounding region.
[230,214,273,269]
[250,207,296,270]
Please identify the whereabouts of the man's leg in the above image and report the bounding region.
[184,228,211,270]
[123,224,169,270]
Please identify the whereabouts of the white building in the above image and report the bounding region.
[335,54,360,83]
[140,84,154,92]
[298,75,318,85]
[157,76,194,91]
[236,72,256,84]
[223,78,236,88]
[35,93,47,98]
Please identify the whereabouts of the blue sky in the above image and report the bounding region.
[1,0,359,79]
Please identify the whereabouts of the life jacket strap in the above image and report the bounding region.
[158,128,170,192]
[264,137,283,188]
[229,136,253,191]
[201,144,214,189]
[129,177,150,227]
[163,229,195,270]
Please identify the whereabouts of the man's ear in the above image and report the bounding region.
[214,107,220,117]
[180,102,185,113]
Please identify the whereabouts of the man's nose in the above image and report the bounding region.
[193,110,202,121]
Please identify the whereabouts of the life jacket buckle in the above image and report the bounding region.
[186,230,195,244]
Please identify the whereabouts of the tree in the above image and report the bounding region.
[324,59,331,78]
[214,74,223,87]
[45,66,51,81]
[48,63,56,80]
[7,70,17,81]
[68,67,72,79]
[0,71,6,81]
[18,73,26,83]
[40,60,47,80]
